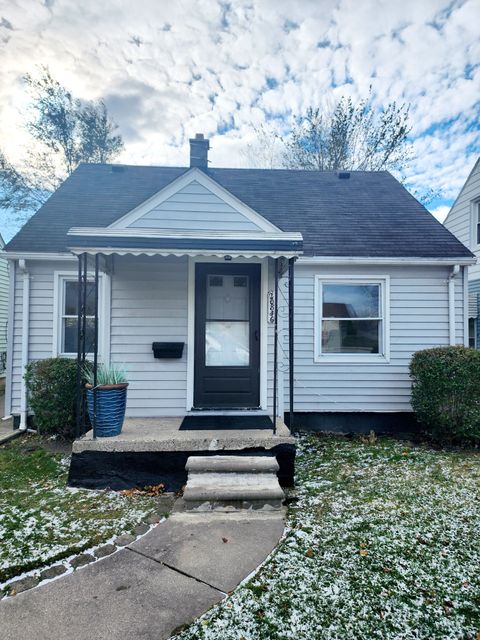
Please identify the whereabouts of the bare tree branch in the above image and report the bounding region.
[0,66,124,224]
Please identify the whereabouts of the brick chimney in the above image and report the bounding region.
[189,133,210,169]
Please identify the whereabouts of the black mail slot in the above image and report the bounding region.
[152,342,184,359]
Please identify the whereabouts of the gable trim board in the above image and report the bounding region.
[108,168,281,233]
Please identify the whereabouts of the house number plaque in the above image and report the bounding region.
[268,290,275,323]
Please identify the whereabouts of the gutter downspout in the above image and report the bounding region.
[19,259,29,431]
[449,265,460,346]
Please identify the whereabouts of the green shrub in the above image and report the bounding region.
[410,346,480,444]
[25,358,83,439]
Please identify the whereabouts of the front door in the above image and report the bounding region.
[194,263,261,408]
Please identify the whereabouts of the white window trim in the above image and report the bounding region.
[314,274,390,363]
[470,200,480,249]
[52,271,111,362]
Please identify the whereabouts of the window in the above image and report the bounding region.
[54,273,106,357]
[472,201,480,247]
[476,203,480,245]
[315,277,389,361]
[469,318,477,349]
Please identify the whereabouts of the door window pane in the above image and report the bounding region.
[207,275,249,321]
[323,284,380,318]
[206,321,249,366]
[322,319,380,353]
[205,274,250,366]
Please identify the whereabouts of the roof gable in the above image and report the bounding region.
[444,157,480,228]
[109,168,280,233]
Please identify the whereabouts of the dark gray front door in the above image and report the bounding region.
[194,263,261,408]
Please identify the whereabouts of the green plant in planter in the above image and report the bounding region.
[84,363,128,387]
[84,363,129,437]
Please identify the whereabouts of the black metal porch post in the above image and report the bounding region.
[92,254,100,440]
[272,259,278,434]
[288,257,295,432]
[75,253,88,438]
[75,254,84,439]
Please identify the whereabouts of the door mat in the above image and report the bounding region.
[179,415,274,430]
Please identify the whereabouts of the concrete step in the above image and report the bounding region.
[183,455,285,513]
[186,455,279,474]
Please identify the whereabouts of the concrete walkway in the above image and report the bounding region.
[0,510,285,640]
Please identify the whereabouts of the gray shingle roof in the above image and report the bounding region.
[4,163,473,258]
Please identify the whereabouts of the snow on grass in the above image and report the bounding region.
[175,434,480,640]
[0,436,156,583]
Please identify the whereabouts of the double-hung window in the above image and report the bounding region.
[474,201,480,247]
[54,274,104,357]
[315,277,389,361]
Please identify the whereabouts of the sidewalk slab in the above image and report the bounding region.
[0,549,222,640]
[129,511,285,592]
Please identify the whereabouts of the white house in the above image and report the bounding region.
[2,135,474,489]
[444,157,480,347]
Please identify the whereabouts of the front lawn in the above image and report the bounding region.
[0,436,157,584]
[176,434,480,640]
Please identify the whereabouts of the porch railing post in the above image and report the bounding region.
[93,253,100,440]
[75,254,83,439]
[81,253,88,435]
[272,259,278,434]
[288,257,295,432]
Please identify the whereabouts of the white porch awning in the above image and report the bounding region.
[67,228,304,259]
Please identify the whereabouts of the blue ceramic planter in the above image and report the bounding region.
[86,384,128,437]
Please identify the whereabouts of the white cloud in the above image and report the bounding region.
[0,0,478,212]
[429,205,451,223]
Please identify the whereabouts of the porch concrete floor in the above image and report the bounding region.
[72,417,295,453]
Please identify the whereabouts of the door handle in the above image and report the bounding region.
[254,329,259,341]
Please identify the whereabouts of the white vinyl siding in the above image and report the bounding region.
[283,263,465,413]
[11,260,73,410]
[444,160,480,280]
[109,255,189,416]
[0,245,8,373]
[128,180,262,232]
[8,258,466,418]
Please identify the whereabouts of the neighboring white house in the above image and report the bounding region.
[0,234,8,377]
[444,158,480,348]
[2,135,474,434]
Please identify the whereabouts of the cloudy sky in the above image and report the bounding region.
[1,0,479,239]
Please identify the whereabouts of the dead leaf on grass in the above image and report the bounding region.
[118,483,164,497]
